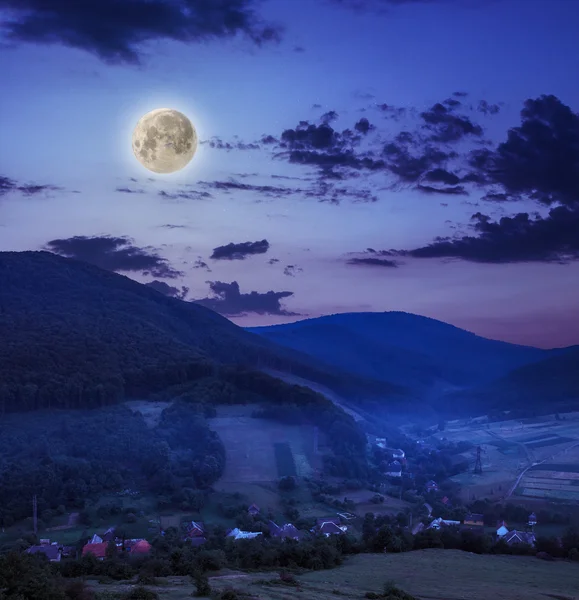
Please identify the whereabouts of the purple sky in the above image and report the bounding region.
[1,0,579,348]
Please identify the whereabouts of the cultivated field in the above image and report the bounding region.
[209,405,320,484]
[516,444,579,502]
[429,412,579,503]
[87,549,579,600]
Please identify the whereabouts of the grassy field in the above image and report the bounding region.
[209,405,319,484]
[86,549,579,600]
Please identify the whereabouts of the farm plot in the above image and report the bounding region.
[526,436,575,449]
[209,407,317,484]
[517,464,579,502]
[274,443,297,477]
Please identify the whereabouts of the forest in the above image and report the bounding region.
[0,403,225,527]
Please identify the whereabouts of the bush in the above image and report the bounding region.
[123,587,159,600]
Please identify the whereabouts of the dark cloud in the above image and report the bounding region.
[192,257,211,271]
[477,100,501,115]
[347,257,398,267]
[159,224,188,229]
[354,117,374,134]
[416,184,468,196]
[210,239,270,260]
[283,264,303,276]
[328,0,459,12]
[158,189,212,202]
[0,0,281,65]
[195,281,297,316]
[0,174,62,197]
[44,235,183,277]
[293,45,305,53]
[321,110,339,124]
[268,258,280,264]
[201,136,260,151]
[400,206,579,264]
[383,140,456,183]
[198,179,294,198]
[374,103,407,120]
[145,280,189,299]
[474,95,579,208]
[116,186,144,194]
[420,102,483,142]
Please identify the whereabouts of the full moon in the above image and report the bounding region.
[132,108,197,174]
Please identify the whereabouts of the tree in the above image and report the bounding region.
[191,570,211,597]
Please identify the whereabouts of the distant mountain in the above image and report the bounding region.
[0,252,400,412]
[443,346,579,414]
[247,312,554,391]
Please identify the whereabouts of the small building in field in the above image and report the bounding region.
[26,544,61,562]
[247,503,260,516]
[392,449,405,459]
[314,517,348,536]
[504,530,535,547]
[269,521,302,541]
[464,513,484,527]
[425,480,439,493]
[227,528,262,540]
[427,517,460,530]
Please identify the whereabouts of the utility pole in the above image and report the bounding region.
[474,446,483,475]
[33,495,37,535]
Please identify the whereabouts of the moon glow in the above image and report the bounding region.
[132,108,197,174]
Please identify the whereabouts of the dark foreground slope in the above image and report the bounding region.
[247,312,551,390]
[0,251,400,411]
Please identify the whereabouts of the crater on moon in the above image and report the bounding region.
[132,108,197,174]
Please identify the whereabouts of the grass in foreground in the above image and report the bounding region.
[87,549,579,600]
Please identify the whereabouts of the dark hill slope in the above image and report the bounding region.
[247,312,552,390]
[441,346,579,414]
[0,252,401,411]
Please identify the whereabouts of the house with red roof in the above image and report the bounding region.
[82,542,108,560]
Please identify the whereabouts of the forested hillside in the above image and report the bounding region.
[0,251,401,413]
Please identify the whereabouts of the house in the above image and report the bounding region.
[247,503,260,516]
[496,521,509,538]
[440,496,451,506]
[425,480,439,493]
[392,449,405,459]
[504,530,535,547]
[464,513,484,527]
[227,528,262,540]
[427,517,460,530]
[89,534,103,544]
[26,544,61,562]
[125,539,151,554]
[315,518,348,536]
[387,460,402,477]
[528,512,537,527]
[269,521,302,541]
[185,520,205,537]
[411,522,425,535]
[101,527,116,542]
[82,542,108,560]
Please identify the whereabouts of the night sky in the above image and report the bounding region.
[1,0,578,348]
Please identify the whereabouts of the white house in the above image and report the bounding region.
[427,517,460,530]
[227,528,262,540]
